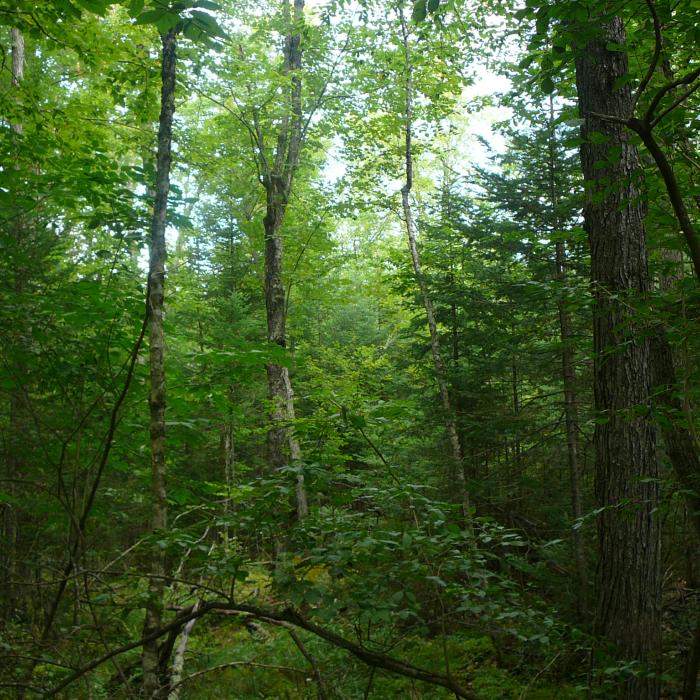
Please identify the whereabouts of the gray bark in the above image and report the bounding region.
[167,600,200,700]
[261,0,308,520]
[142,27,177,700]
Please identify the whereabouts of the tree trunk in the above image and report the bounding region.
[4,26,26,615]
[167,600,200,700]
[575,17,661,698]
[649,326,700,700]
[264,195,307,519]
[547,97,587,614]
[142,28,177,700]
[261,0,308,520]
[511,354,521,477]
[222,385,235,542]
[398,10,469,519]
[555,239,588,613]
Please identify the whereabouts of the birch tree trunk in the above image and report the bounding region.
[398,10,469,519]
[575,17,661,699]
[142,28,177,700]
[260,0,308,520]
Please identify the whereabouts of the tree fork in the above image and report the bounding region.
[262,0,308,520]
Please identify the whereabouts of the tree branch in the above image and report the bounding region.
[632,0,662,110]
[644,64,700,125]
[627,117,700,283]
[45,601,479,700]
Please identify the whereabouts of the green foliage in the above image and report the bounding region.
[2,0,700,697]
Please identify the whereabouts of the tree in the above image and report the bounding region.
[397,7,469,518]
[258,0,309,519]
[141,25,178,700]
[574,15,661,698]
[7,0,700,697]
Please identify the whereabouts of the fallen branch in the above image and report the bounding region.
[44,600,478,699]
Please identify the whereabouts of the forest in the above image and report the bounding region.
[2,0,700,697]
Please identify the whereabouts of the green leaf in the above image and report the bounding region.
[190,10,227,38]
[128,0,145,16]
[133,8,166,24]
[605,42,626,53]
[155,12,181,33]
[75,0,109,15]
[412,0,427,23]
[535,7,548,36]
[588,131,609,144]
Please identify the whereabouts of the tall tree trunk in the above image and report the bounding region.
[575,18,661,699]
[10,28,24,122]
[649,320,700,700]
[644,64,700,700]
[398,10,469,519]
[3,25,26,618]
[547,98,587,614]
[555,239,588,612]
[261,0,308,520]
[264,199,307,518]
[221,384,236,542]
[142,28,177,700]
[511,353,521,477]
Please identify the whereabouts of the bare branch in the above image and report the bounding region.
[651,75,700,128]
[33,279,152,664]
[299,31,353,145]
[286,626,329,700]
[632,0,662,109]
[644,64,700,124]
[585,110,629,125]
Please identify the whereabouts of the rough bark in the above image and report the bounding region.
[142,28,177,700]
[575,17,661,698]
[261,0,308,520]
[398,10,469,518]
